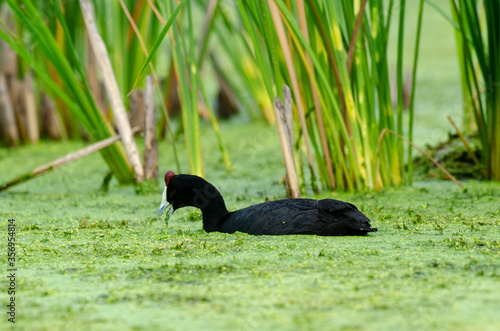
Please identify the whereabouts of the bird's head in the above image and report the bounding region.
[157,171,176,218]
[157,171,219,218]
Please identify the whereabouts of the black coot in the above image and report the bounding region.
[158,171,377,236]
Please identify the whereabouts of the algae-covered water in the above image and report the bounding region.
[1,121,499,330]
[1,2,500,329]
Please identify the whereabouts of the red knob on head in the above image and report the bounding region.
[164,171,175,187]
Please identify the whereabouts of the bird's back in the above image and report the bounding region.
[218,198,376,236]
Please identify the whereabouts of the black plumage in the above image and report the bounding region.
[159,172,377,236]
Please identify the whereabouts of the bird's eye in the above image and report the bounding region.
[169,189,176,198]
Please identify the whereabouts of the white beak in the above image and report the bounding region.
[157,186,172,217]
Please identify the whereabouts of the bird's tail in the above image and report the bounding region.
[338,207,377,236]
[318,199,377,236]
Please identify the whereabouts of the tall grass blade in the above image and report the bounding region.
[5,0,135,183]
[449,0,500,180]
[235,0,424,191]
[407,0,425,184]
[131,0,188,93]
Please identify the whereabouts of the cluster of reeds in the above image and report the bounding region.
[1,1,276,181]
[0,1,223,181]
[5,0,487,192]
[1,0,141,183]
[449,0,499,180]
[236,0,425,191]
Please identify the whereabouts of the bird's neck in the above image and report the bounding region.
[198,190,229,232]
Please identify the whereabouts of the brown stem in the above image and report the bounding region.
[347,0,368,76]
[268,0,315,179]
[447,115,481,166]
[295,0,335,190]
[273,94,300,198]
[81,0,144,181]
[144,76,159,180]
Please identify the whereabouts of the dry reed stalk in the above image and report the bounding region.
[0,74,19,146]
[295,0,335,190]
[40,93,62,140]
[80,0,144,181]
[21,74,39,143]
[274,86,300,198]
[0,127,141,192]
[144,75,158,181]
[128,90,145,133]
[267,0,315,180]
